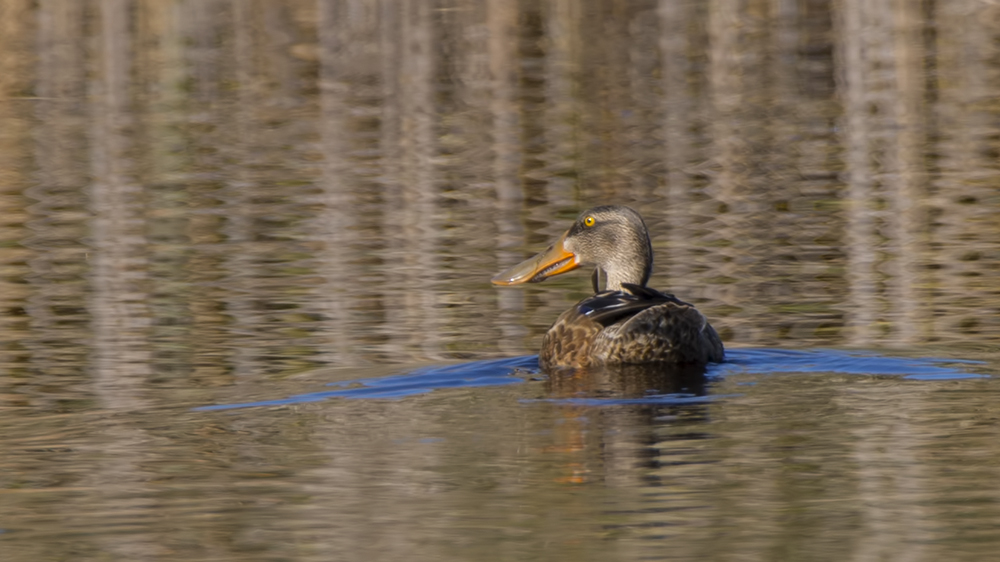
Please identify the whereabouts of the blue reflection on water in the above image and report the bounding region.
[194,349,987,411]
[712,348,987,380]
[194,355,540,411]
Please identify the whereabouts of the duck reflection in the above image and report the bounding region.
[545,362,707,399]
[541,362,712,487]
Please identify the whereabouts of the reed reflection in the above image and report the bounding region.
[2,0,999,391]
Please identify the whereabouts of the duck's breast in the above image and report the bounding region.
[539,307,603,370]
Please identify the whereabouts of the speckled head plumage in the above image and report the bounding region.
[491,205,654,292]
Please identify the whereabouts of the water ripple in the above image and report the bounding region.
[194,355,539,411]
[713,348,987,380]
[194,349,987,411]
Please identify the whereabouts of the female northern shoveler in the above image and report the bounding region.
[492,205,724,371]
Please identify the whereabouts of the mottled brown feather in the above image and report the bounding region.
[539,307,603,370]
[539,292,723,371]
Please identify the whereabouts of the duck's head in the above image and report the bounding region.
[491,205,653,292]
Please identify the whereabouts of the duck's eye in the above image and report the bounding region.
[583,216,596,227]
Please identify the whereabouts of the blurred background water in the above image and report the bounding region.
[2,0,1000,560]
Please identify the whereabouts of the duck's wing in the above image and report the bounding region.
[540,285,724,370]
[588,284,724,365]
[576,284,688,327]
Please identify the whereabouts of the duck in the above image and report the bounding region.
[491,205,724,371]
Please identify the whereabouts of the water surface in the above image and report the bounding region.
[2,1,1000,560]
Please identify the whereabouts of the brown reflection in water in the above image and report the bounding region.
[86,4,159,561]
[27,0,91,399]
[489,0,530,356]
[544,363,707,487]
[317,0,364,367]
[0,0,997,410]
[3,0,998,382]
[0,0,33,391]
[398,0,444,359]
[546,363,706,399]
[930,1,1000,340]
[90,0,152,408]
[837,0,930,345]
[0,0,997,424]
[539,0,578,209]
[659,0,704,290]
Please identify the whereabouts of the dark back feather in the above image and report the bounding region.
[576,283,689,327]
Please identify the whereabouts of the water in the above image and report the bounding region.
[3,0,1000,560]
[5,351,999,561]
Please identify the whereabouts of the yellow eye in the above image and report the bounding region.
[583,216,595,227]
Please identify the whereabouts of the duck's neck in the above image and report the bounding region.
[600,256,651,292]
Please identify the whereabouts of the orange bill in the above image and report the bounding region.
[491,232,579,285]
